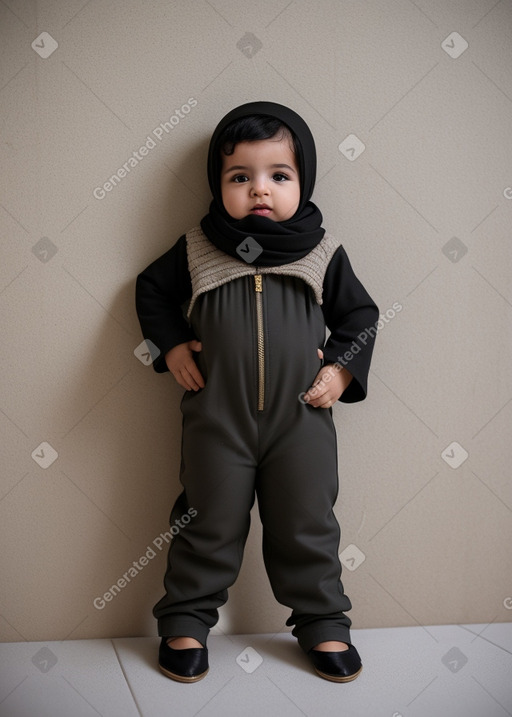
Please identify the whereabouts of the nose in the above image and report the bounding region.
[250,174,269,197]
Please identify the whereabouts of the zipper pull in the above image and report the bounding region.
[254,274,262,292]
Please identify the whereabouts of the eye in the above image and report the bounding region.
[273,173,288,182]
[232,174,248,183]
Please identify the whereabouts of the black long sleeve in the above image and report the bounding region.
[321,245,379,403]
[135,235,195,373]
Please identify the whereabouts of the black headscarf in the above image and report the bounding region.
[200,101,325,267]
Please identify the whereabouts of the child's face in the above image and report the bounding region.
[221,137,300,222]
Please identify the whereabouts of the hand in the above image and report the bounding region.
[303,349,353,408]
[165,340,205,391]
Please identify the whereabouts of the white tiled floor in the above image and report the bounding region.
[1,624,511,717]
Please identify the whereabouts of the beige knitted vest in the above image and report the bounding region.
[185,225,341,318]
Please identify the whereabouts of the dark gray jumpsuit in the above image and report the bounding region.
[136,229,379,652]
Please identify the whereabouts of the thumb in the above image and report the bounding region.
[189,340,202,353]
[317,348,324,360]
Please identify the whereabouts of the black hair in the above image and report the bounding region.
[219,114,300,160]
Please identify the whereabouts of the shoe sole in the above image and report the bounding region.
[159,663,209,683]
[314,665,363,683]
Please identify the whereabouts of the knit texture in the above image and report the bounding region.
[185,226,342,318]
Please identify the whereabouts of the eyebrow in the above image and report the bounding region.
[223,163,297,174]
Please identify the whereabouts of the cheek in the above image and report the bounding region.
[221,184,245,218]
[221,185,233,208]
[285,185,301,214]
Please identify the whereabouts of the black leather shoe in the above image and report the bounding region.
[307,644,362,682]
[158,637,209,683]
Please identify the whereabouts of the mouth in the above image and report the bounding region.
[251,204,272,216]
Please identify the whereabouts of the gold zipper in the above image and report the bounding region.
[254,274,265,411]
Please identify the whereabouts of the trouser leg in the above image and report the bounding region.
[256,408,352,653]
[153,410,257,643]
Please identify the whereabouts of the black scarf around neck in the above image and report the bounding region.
[200,101,325,267]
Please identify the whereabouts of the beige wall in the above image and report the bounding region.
[1,0,511,643]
